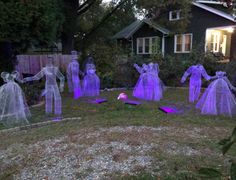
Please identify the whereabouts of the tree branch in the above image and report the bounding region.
[83,0,129,39]
[77,0,98,16]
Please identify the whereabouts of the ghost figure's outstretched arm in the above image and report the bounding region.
[224,77,236,92]
[56,67,65,92]
[23,69,45,82]
[181,67,192,83]
[134,64,142,74]
[201,66,212,81]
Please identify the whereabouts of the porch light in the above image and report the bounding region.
[225,27,234,33]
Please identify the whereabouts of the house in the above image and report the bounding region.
[113,1,236,61]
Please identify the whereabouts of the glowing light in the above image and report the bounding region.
[117,93,128,100]
[225,27,234,33]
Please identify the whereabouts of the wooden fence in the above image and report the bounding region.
[15,54,72,75]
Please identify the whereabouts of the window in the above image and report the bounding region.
[169,10,181,21]
[174,34,192,53]
[210,32,220,52]
[137,37,160,54]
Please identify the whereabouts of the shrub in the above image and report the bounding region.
[20,82,44,106]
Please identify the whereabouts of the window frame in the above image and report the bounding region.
[169,10,181,21]
[136,36,160,55]
[174,33,193,53]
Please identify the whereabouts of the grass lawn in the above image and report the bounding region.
[0,88,235,179]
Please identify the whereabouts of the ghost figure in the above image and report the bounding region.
[67,50,82,99]
[82,57,100,96]
[196,71,236,117]
[148,62,165,101]
[133,63,164,101]
[0,71,30,127]
[24,56,65,115]
[133,63,152,100]
[181,64,211,103]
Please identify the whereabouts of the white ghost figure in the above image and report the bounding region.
[196,71,236,117]
[24,56,65,115]
[67,50,82,99]
[181,64,212,103]
[0,71,30,127]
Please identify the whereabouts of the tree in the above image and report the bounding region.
[0,0,64,80]
[135,0,192,33]
[0,0,64,53]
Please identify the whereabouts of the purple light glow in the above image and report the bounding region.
[159,106,182,114]
[117,93,128,100]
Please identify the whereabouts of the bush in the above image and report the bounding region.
[20,82,44,106]
[225,60,236,86]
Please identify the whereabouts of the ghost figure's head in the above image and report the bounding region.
[47,55,54,66]
[86,63,96,74]
[148,62,154,70]
[71,50,79,61]
[216,71,226,78]
[142,64,148,72]
[117,92,128,100]
[1,71,20,82]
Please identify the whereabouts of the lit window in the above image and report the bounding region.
[174,34,192,53]
[136,37,160,54]
[169,10,181,21]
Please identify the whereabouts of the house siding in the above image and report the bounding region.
[165,5,236,57]
[115,3,236,60]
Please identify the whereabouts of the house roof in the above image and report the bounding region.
[112,19,170,39]
[113,2,236,39]
[192,2,236,22]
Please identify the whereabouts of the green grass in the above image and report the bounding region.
[0,88,235,147]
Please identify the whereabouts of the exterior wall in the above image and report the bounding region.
[165,5,236,59]
[230,32,236,60]
[117,4,236,60]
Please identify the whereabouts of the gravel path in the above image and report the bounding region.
[0,126,231,179]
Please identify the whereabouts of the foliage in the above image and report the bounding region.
[0,0,64,52]
[80,41,118,88]
[135,0,191,33]
[20,82,44,106]
[225,60,236,86]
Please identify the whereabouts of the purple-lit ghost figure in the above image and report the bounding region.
[0,71,30,127]
[82,57,100,96]
[181,64,211,103]
[196,71,236,117]
[67,50,82,99]
[148,62,165,101]
[24,56,65,115]
[133,63,164,101]
[133,63,151,100]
